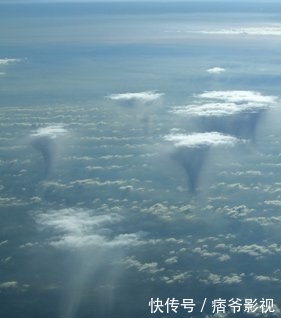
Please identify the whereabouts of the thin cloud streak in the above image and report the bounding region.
[107,91,164,104]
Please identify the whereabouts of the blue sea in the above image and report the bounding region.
[1,2,281,317]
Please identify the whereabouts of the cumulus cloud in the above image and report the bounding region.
[164,132,240,148]
[207,67,226,74]
[107,90,164,104]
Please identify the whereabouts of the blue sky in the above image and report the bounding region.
[0,0,276,3]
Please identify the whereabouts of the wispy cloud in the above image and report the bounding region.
[199,27,281,36]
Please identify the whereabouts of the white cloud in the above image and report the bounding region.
[0,58,21,65]
[207,67,226,74]
[35,208,142,249]
[197,90,277,104]
[31,124,68,139]
[171,90,277,118]
[199,27,281,36]
[107,90,164,104]
[164,132,240,148]
[0,281,18,289]
[172,102,243,117]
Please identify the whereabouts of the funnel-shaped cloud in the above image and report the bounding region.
[29,125,67,177]
[171,90,277,139]
[107,90,164,133]
[107,90,164,105]
[164,132,240,193]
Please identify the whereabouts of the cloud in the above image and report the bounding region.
[164,132,240,148]
[0,58,21,65]
[198,27,281,36]
[172,91,277,117]
[124,256,164,274]
[30,125,68,139]
[163,132,240,193]
[207,67,226,74]
[197,90,277,105]
[107,90,164,104]
[0,281,18,289]
[172,90,277,117]
[171,90,278,140]
[29,125,68,177]
[35,208,142,249]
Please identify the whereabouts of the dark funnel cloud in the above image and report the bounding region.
[171,90,278,141]
[200,110,266,140]
[164,132,239,193]
[171,145,208,193]
[30,135,56,177]
[29,125,67,178]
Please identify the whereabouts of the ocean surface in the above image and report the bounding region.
[1,2,281,317]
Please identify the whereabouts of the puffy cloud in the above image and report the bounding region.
[107,91,164,104]
[164,132,240,148]
[201,272,245,285]
[207,67,226,74]
[124,256,164,274]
